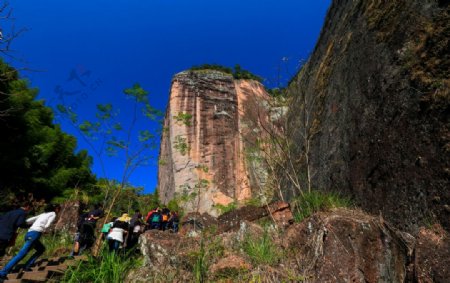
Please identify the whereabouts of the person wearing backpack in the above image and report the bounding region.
[150,209,162,230]
[161,208,170,231]
[101,217,116,240]
[144,208,158,230]
[0,204,60,280]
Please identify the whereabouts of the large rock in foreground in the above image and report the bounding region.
[283,208,416,282]
[131,208,448,282]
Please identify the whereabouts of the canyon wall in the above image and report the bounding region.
[285,0,449,232]
[158,70,270,216]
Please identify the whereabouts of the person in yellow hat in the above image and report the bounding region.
[117,213,131,223]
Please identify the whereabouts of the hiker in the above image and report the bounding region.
[129,210,142,229]
[144,207,158,229]
[0,204,60,280]
[107,218,129,253]
[168,211,179,233]
[70,209,89,256]
[101,217,116,240]
[87,203,104,222]
[161,208,170,231]
[0,202,32,257]
[149,209,162,230]
[69,203,104,256]
[73,218,97,256]
[127,210,143,248]
[116,212,131,223]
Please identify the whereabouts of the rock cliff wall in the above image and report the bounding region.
[158,70,270,216]
[285,0,449,232]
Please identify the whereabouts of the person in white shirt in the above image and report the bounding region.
[0,204,60,280]
[107,218,129,253]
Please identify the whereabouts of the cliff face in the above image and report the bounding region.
[285,0,449,232]
[158,70,270,216]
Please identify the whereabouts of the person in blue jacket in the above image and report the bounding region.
[0,202,32,257]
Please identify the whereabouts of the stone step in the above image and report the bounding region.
[3,279,23,283]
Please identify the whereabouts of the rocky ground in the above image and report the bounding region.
[127,203,449,282]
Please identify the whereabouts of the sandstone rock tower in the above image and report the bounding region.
[158,70,270,216]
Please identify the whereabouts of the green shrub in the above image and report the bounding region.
[173,112,193,126]
[189,64,263,82]
[292,190,352,223]
[174,135,190,156]
[241,229,281,265]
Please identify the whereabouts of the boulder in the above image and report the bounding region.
[179,212,218,237]
[267,201,294,228]
[51,200,80,234]
[210,254,252,278]
[283,208,415,282]
[138,229,204,267]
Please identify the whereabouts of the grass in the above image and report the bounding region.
[186,231,224,283]
[62,246,141,283]
[241,228,281,265]
[192,239,207,283]
[292,190,352,223]
[214,202,237,215]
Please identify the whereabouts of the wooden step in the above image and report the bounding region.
[20,271,49,282]
[1,255,89,283]
[43,265,66,274]
[6,272,22,280]
[73,255,88,261]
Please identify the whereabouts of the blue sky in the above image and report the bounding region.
[6,0,331,194]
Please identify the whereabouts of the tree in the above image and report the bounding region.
[0,59,96,210]
[238,57,320,202]
[57,83,163,255]
[0,2,27,58]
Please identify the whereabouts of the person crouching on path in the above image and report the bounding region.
[0,204,60,280]
[0,202,32,257]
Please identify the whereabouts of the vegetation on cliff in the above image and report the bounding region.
[190,64,263,82]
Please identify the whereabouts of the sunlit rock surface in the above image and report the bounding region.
[158,70,270,216]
